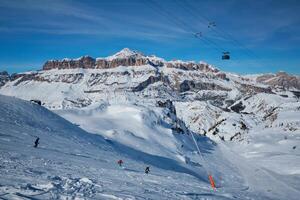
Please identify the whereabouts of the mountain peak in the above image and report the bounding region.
[118,48,139,55]
[106,48,144,60]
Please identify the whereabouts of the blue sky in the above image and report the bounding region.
[0,0,299,75]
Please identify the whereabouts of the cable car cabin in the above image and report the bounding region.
[222,54,230,60]
[222,52,230,60]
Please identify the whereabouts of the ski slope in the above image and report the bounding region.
[0,95,299,199]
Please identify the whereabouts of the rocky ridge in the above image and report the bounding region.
[42,48,218,73]
[256,71,300,90]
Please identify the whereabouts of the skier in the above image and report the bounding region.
[117,159,123,167]
[34,137,39,148]
[145,166,150,174]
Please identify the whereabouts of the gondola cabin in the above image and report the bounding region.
[222,52,230,60]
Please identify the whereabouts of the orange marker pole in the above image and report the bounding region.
[209,175,216,189]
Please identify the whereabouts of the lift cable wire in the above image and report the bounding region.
[172,0,269,70]
[180,0,263,61]
[147,0,265,74]
[176,0,251,59]
[146,0,224,52]
[146,0,228,54]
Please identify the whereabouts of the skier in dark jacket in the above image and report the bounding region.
[34,137,39,148]
[145,166,150,174]
[117,159,123,167]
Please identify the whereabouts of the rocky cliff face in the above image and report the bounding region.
[256,72,300,90]
[165,61,219,73]
[43,56,96,70]
[95,57,149,69]
[42,48,217,73]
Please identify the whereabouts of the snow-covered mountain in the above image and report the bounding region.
[0,48,300,199]
[1,48,299,141]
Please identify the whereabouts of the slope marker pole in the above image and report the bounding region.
[189,126,217,190]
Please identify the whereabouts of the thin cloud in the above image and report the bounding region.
[0,0,191,42]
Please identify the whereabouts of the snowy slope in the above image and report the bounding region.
[2,95,299,199]
[54,97,300,199]
[0,95,256,199]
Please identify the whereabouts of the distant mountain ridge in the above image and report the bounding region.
[2,48,299,91]
[42,48,218,73]
[256,71,300,90]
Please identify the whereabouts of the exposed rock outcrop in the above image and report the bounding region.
[43,56,96,70]
[12,72,84,86]
[257,71,300,90]
[238,83,273,94]
[166,61,219,73]
[132,74,170,92]
[216,72,229,81]
[0,71,10,87]
[95,57,148,69]
[230,101,246,113]
[179,80,231,92]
